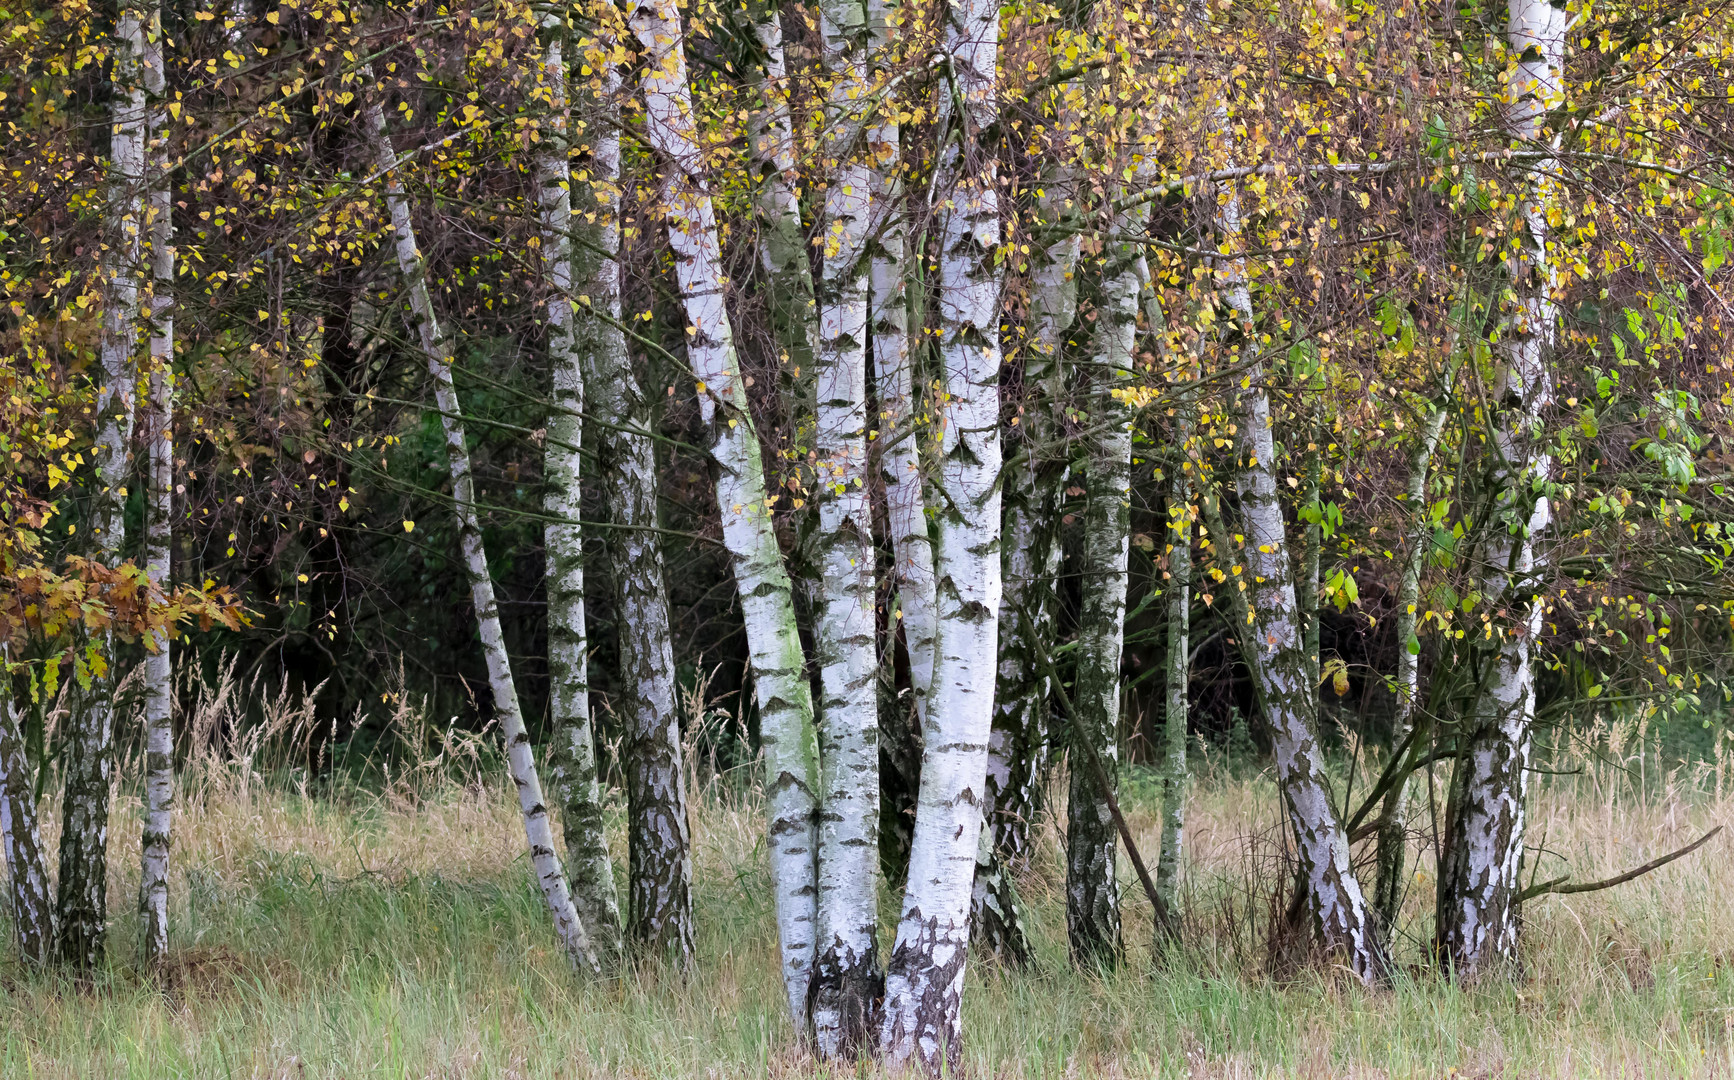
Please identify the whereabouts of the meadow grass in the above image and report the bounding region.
[4,687,1734,1077]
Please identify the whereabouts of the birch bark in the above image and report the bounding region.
[1192,33,1381,980]
[809,0,883,1052]
[58,0,147,970]
[1371,391,1450,933]
[1435,0,1563,973]
[879,0,1004,1060]
[1066,197,1150,967]
[867,0,936,746]
[747,2,819,385]
[138,0,175,967]
[867,0,935,896]
[0,683,52,966]
[973,194,1079,963]
[987,202,1078,867]
[1156,404,1193,908]
[537,14,629,966]
[361,69,598,975]
[627,0,821,1027]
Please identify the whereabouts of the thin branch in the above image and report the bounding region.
[1519,826,1723,903]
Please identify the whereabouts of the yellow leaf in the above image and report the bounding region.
[403,520,415,533]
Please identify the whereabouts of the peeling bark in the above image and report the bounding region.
[362,68,598,975]
[879,0,1004,1061]
[627,0,820,1026]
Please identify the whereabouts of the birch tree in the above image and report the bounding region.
[1066,196,1152,966]
[745,1,819,388]
[1434,0,1564,974]
[0,684,52,966]
[810,0,883,1052]
[537,9,629,966]
[1188,12,1382,980]
[626,0,821,1028]
[880,0,1005,1059]
[867,0,935,762]
[975,193,1080,963]
[1156,401,1193,909]
[58,0,148,970]
[360,66,598,975]
[138,0,175,967]
[1371,382,1451,934]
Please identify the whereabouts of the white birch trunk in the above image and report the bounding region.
[0,675,53,966]
[1436,0,1563,973]
[879,0,1004,1061]
[626,0,821,1027]
[810,0,882,1053]
[59,1,148,970]
[1196,56,1381,980]
[360,69,598,975]
[138,0,175,967]
[867,0,936,728]
[536,16,628,966]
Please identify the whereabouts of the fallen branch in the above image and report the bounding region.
[1518,826,1723,904]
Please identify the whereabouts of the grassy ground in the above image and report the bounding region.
[5,703,1734,1077]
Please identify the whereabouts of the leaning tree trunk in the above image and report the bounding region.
[58,0,147,971]
[1435,0,1563,976]
[361,68,598,975]
[138,0,175,968]
[808,0,883,1054]
[627,0,821,1029]
[537,13,629,967]
[0,681,53,966]
[1192,39,1381,979]
[879,0,1004,1063]
[1066,196,1149,968]
[1371,389,1450,935]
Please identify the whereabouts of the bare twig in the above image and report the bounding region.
[1519,826,1723,904]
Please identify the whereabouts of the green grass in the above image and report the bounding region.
[5,713,1734,1077]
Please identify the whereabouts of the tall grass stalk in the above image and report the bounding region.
[3,672,1732,1077]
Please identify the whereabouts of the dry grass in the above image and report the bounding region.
[3,675,1734,1078]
